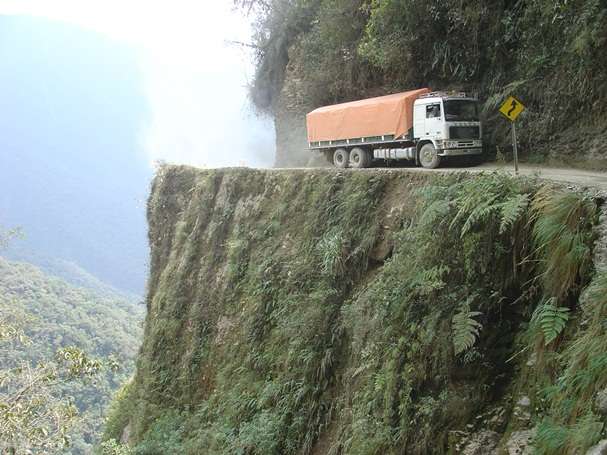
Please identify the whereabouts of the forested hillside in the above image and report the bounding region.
[238,0,607,167]
[0,257,143,453]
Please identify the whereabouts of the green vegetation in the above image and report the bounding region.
[104,166,607,454]
[531,299,570,346]
[239,0,607,165]
[0,322,110,453]
[0,257,143,453]
[0,227,22,249]
[452,302,482,356]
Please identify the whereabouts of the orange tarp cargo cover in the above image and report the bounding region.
[306,88,431,143]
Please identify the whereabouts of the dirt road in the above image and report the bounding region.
[277,162,607,192]
[318,162,607,192]
[436,163,607,192]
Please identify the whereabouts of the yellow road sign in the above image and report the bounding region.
[499,96,525,121]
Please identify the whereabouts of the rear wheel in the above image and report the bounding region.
[350,147,371,168]
[333,148,349,168]
[419,143,441,169]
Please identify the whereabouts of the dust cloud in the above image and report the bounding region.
[1,1,276,169]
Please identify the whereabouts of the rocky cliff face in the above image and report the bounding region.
[273,72,323,168]
[105,166,607,454]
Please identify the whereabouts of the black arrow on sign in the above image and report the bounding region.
[507,99,518,117]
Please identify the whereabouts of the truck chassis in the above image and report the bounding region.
[310,135,482,169]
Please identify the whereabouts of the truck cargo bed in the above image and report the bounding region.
[306,88,430,144]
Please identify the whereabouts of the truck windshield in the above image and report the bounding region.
[444,100,479,121]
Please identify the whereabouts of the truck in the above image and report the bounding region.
[306,88,483,169]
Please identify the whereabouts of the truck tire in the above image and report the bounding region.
[419,143,441,169]
[333,148,349,168]
[350,147,371,168]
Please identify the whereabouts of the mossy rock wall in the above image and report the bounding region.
[105,166,607,454]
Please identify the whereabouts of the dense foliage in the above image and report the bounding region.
[240,0,607,164]
[104,166,605,454]
[1,321,110,454]
[0,257,143,453]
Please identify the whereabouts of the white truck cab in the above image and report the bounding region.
[413,92,483,168]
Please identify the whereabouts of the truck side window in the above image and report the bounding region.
[426,104,441,119]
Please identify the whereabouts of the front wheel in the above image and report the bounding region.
[419,143,441,169]
[333,148,349,168]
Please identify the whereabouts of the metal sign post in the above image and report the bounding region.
[512,121,519,174]
[499,95,525,175]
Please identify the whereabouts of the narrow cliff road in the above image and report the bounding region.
[283,163,607,192]
[444,163,607,191]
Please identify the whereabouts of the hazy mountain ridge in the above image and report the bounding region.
[0,15,152,294]
[3,249,142,301]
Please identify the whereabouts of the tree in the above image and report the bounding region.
[0,302,116,453]
[0,227,22,250]
[0,229,124,453]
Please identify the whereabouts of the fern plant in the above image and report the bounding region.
[452,302,483,355]
[530,186,596,300]
[499,193,530,234]
[532,298,570,345]
[442,173,531,238]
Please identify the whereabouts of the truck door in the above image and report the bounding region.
[424,103,443,138]
[413,104,425,138]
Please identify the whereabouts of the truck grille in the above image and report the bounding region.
[456,141,475,148]
[449,126,480,139]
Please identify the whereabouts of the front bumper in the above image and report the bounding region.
[439,147,483,157]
